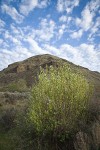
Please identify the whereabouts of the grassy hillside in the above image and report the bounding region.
[0,54,100,150]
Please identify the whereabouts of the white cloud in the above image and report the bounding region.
[58,24,66,39]
[59,29,64,36]
[20,0,38,16]
[1,4,24,23]
[75,0,100,31]
[57,0,64,12]
[59,15,67,22]
[12,37,21,45]
[0,39,3,45]
[3,29,22,46]
[88,0,100,13]
[0,19,5,34]
[79,44,100,70]
[60,43,100,71]
[24,18,56,42]
[24,37,47,54]
[0,33,52,71]
[76,6,93,31]
[0,19,5,27]
[60,44,81,63]
[70,29,83,39]
[9,24,25,42]
[38,0,50,8]
[0,47,33,71]
[4,30,11,39]
[43,44,60,56]
[10,24,20,34]
[88,17,100,41]
[34,19,56,42]
[19,0,50,16]
[57,0,80,13]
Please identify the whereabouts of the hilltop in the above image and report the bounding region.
[0,54,100,89]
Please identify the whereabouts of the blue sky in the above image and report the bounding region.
[0,0,100,71]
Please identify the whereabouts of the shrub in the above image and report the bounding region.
[4,79,27,92]
[29,65,93,142]
[0,108,16,131]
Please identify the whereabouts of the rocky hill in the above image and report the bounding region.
[0,54,100,150]
[0,54,100,88]
[0,54,76,88]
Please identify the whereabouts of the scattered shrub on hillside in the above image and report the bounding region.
[2,79,27,92]
[28,65,93,143]
[0,108,17,131]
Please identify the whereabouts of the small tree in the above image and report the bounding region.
[29,65,93,142]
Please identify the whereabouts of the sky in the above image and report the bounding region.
[0,0,100,72]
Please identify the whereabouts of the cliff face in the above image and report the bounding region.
[0,54,100,149]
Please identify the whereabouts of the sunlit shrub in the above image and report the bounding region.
[29,65,93,141]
